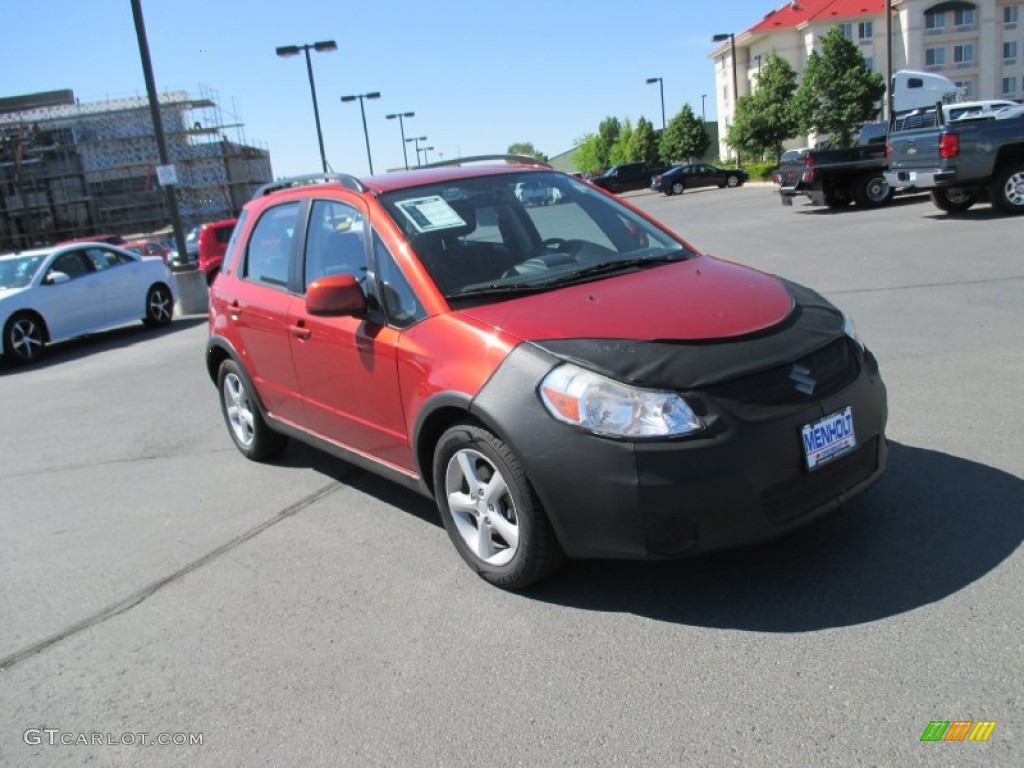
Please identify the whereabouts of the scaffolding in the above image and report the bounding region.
[0,87,272,251]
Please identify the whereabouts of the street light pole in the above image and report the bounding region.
[405,135,427,166]
[712,32,740,166]
[422,146,434,164]
[341,92,381,174]
[130,0,187,270]
[886,0,894,119]
[386,111,415,170]
[645,77,666,131]
[276,40,337,173]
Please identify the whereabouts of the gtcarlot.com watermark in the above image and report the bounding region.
[24,729,203,747]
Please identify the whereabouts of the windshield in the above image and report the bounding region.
[378,171,692,302]
[0,254,47,289]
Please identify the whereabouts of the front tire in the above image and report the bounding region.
[930,187,978,213]
[3,312,46,365]
[433,422,564,589]
[989,163,1024,214]
[143,284,173,327]
[217,359,287,461]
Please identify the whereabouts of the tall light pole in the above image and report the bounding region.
[131,0,187,271]
[406,135,427,166]
[421,146,434,164]
[886,0,894,119]
[341,92,381,174]
[276,40,337,173]
[712,32,740,166]
[645,77,666,131]
[386,111,415,170]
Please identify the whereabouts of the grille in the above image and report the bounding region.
[703,338,860,422]
[762,437,880,524]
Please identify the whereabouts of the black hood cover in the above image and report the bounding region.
[529,280,845,391]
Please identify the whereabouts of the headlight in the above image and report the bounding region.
[842,311,863,348]
[539,363,703,438]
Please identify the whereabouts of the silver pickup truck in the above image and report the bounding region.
[884,105,1024,213]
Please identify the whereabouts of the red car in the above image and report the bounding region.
[172,219,236,283]
[206,160,887,588]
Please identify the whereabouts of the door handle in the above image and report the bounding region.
[290,320,311,341]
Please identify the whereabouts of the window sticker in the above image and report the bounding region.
[395,196,467,233]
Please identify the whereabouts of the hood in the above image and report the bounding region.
[457,255,793,342]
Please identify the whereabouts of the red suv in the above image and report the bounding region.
[206,160,887,588]
[173,219,236,283]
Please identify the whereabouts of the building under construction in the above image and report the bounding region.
[0,87,273,252]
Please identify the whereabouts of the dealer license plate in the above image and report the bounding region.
[801,407,856,471]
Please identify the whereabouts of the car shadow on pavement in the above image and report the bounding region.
[527,441,1023,631]
[276,441,442,529]
[924,206,1008,221]
[792,194,929,215]
[0,316,208,375]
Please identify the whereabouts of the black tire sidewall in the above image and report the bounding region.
[145,285,172,327]
[4,312,44,364]
[216,358,285,461]
[433,422,557,588]
[990,164,1024,214]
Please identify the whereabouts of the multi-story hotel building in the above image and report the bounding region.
[710,0,1022,158]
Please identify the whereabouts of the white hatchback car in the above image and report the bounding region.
[0,242,178,364]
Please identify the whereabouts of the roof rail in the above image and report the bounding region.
[419,154,553,170]
[254,173,366,198]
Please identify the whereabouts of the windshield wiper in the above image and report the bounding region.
[535,253,686,288]
[446,283,551,300]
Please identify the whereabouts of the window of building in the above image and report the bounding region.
[1003,76,1018,95]
[953,43,974,64]
[864,56,874,71]
[925,10,946,30]
[954,79,974,98]
[954,8,974,26]
[859,21,873,39]
[723,85,729,102]
[838,23,853,39]
[1004,41,1018,60]
[1005,5,1020,25]
[925,47,946,66]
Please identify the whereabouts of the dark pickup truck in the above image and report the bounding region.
[777,122,894,209]
[885,105,1024,213]
[590,162,667,194]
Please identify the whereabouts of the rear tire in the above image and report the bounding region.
[930,187,978,213]
[143,284,173,327]
[217,359,287,461]
[988,163,1024,214]
[853,173,894,208]
[671,182,685,195]
[726,175,740,188]
[433,422,564,589]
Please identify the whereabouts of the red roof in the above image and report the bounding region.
[749,0,886,34]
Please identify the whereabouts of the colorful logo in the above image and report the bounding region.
[920,721,997,742]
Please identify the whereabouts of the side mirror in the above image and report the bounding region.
[306,273,367,316]
[44,271,70,285]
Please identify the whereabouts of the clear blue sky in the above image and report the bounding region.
[2,0,772,177]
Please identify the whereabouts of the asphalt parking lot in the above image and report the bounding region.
[1,186,1021,766]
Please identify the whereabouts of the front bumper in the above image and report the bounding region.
[884,168,954,190]
[471,342,887,560]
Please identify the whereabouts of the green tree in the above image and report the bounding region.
[608,118,634,165]
[660,105,710,163]
[572,134,605,174]
[792,26,886,147]
[628,116,660,167]
[506,142,549,163]
[726,52,800,160]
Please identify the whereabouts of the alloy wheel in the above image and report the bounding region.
[222,372,255,447]
[444,448,519,566]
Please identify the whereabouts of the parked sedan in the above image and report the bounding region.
[652,164,748,196]
[0,243,177,364]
